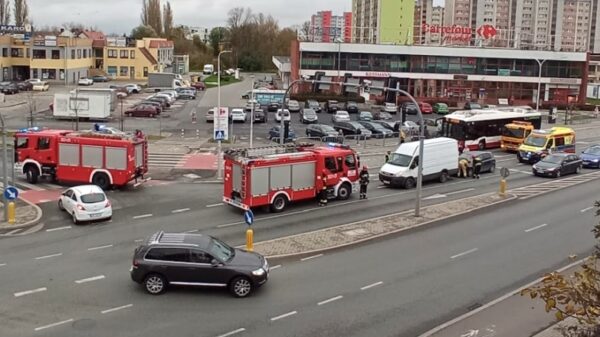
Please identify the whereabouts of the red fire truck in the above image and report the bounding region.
[223,143,360,212]
[14,127,149,189]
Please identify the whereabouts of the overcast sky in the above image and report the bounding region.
[28,0,445,35]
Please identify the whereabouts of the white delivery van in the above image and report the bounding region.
[379,137,459,189]
[203,64,214,75]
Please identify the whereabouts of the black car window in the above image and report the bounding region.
[190,250,212,264]
[345,154,356,169]
[145,248,190,262]
[63,190,73,198]
[555,137,564,147]
[325,156,338,172]
[16,137,29,148]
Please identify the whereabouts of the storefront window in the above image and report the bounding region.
[107,66,117,76]
[120,66,128,76]
[41,69,56,80]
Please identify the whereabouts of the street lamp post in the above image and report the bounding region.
[250,74,255,148]
[535,59,547,112]
[0,112,8,221]
[217,50,232,180]
[119,97,124,131]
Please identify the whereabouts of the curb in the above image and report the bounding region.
[258,192,517,259]
[0,197,43,230]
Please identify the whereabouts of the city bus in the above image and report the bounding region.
[440,108,542,150]
[252,89,286,106]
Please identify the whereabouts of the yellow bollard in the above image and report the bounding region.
[246,227,254,252]
[7,202,15,224]
[499,179,507,196]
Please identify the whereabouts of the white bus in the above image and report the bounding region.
[252,89,286,106]
[441,108,542,150]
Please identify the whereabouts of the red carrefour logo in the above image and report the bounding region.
[477,25,497,39]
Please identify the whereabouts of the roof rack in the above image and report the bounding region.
[225,143,315,159]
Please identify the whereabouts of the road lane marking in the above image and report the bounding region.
[0,263,6,267]
[446,188,475,195]
[361,281,383,290]
[525,223,548,233]
[5,228,22,235]
[87,244,113,251]
[216,328,246,337]
[581,206,594,213]
[300,254,323,262]
[270,311,297,321]
[75,275,105,284]
[34,253,62,260]
[34,319,74,331]
[318,295,343,306]
[172,208,191,214]
[134,239,144,243]
[450,248,478,259]
[206,203,224,208]
[133,214,153,219]
[46,226,72,232]
[270,265,282,270]
[101,303,133,314]
[184,229,199,233]
[14,287,47,297]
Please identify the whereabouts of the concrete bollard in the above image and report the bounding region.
[7,201,15,224]
[246,228,254,252]
[499,179,507,196]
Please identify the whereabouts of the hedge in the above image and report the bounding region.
[290,93,365,104]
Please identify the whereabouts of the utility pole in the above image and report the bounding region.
[1,112,8,221]
[250,74,255,148]
[217,50,232,180]
[120,97,124,130]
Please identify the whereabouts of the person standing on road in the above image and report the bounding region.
[385,151,391,163]
[318,172,328,206]
[359,166,370,199]
[472,155,482,179]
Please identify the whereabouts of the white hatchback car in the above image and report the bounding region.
[275,109,291,122]
[58,185,112,224]
[231,108,247,122]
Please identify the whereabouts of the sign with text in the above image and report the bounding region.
[213,107,229,141]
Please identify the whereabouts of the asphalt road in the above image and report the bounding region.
[0,160,597,337]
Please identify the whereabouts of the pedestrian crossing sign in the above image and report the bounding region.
[215,130,225,140]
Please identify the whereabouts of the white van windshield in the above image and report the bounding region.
[388,153,413,167]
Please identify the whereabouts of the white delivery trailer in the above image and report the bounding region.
[52,93,111,120]
[378,137,459,189]
[72,88,117,111]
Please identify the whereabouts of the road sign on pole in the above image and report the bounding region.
[244,210,254,226]
[3,186,18,200]
[213,107,229,141]
[500,167,510,178]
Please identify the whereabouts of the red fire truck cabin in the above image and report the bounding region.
[14,128,149,189]
[223,143,360,212]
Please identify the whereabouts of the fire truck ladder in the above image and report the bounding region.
[224,143,315,159]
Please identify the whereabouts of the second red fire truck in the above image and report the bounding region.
[223,143,361,212]
[14,127,149,189]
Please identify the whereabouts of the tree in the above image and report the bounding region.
[209,27,228,57]
[162,1,173,38]
[131,25,158,40]
[0,0,10,25]
[14,0,28,26]
[140,0,162,36]
[299,21,312,42]
[523,202,600,336]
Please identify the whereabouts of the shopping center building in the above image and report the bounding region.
[286,41,589,105]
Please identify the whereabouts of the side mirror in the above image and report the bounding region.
[211,259,220,267]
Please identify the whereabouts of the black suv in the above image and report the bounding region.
[130,232,269,298]
[344,101,359,114]
[324,100,339,113]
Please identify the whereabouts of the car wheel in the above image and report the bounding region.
[576,165,581,174]
[229,276,253,298]
[489,163,496,173]
[25,166,39,184]
[270,194,287,213]
[404,177,416,189]
[58,199,65,211]
[72,212,79,225]
[555,170,561,178]
[92,172,111,190]
[144,274,167,295]
[149,113,155,118]
[439,171,449,183]
[337,183,351,200]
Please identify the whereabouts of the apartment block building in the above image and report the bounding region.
[352,0,414,45]
[310,10,352,43]
[415,0,445,45]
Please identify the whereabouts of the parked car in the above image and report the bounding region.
[358,111,373,121]
[146,96,169,108]
[334,121,372,138]
[26,78,44,86]
[231,108,247,122]
[305,99,322,113]
[268,126,296,143]
[135,101,163,114]
[0,82,18,94]
[325,100,339,113]
[532,153,582,177]
[344,101,359,114]
[418,102,433,114]
[371,120,399,132]
[300,108,318,124]
[241,90,252,99]
[92,75,109,83]
[160,90,178,99]
[125,105,160,118]
[244,100,261,113]
[15,81,33,91]
[176,86,196,95]
[359,121,393,138]
[382,102,398,114]
[275,109,291,122]
[205,108,216,123]
[109,85,129,96]
[178,90,196,100]
[154,93,175,104]
[78,77,94,86]
[306,124,340,139]
[130,231,269,297]
[32,81,49,91]
[287,100,301,113]
[58,185,112,224]
[253,109,267,123]
[268,100,281,112]
[373,111,393,120]
[191,82,206,91]
[332,110,351,123]
[463,151,497,174]
[464,101,482,110]
[400,102,419,115]
[433,102,450,114]
[581,144,600,168]
[125,83,142,93]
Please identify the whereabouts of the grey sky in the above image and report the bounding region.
[28,0,445,35]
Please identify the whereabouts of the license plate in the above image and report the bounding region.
[90,213,103,218]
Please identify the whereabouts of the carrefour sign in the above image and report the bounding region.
[421,24,498,43]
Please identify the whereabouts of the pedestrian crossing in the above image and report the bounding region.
[148,152,188,169]
[509,171,600,199]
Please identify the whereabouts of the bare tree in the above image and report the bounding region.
[140,0,162,36]
[162,1,173,37]
[14,0,28,26]
[0,0,10,25]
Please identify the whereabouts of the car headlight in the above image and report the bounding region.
[592,159,599,163]
[547,167,556,171]
[532,165,538,170]
[252,268,266,276]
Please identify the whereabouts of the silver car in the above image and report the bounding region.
[287,100,301,113]
[332,110,351,123]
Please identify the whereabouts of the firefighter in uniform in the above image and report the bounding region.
[472,156,482,179]
[359,166,370,199]
[318,172,328,206]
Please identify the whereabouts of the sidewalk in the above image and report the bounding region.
[251,192,512,258]
[0,198,43,230]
